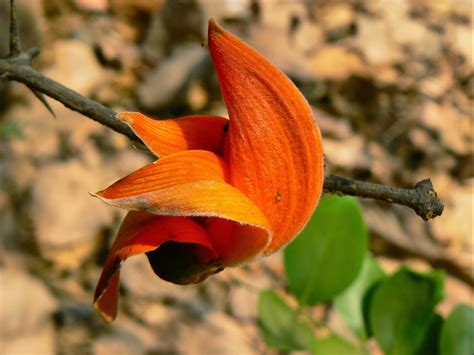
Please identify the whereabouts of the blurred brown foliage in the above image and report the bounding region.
[0,0,472,354]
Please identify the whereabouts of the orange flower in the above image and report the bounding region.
[93,19,324,321]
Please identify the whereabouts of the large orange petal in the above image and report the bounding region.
[208,19,324,254]
[202,218,270,266]
[94,150,270,230]
[119,112,228,157]
[94,150,271,267]
[94,211,218,322]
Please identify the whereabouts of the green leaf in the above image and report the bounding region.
[360,278,382,339]
[334,255,385,339]
[369,267,445,355]
[284,195,368,305]
[311,335,367,355]
[257,289,315,351]
[440,304,474,355]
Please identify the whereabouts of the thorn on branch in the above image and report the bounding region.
[25,47,40,60]
[29,87,56,118]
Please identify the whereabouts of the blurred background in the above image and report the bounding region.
[0,0,472,354]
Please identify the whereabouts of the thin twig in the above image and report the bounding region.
[0,55,136,141]
[0,0,444,221]
[323,175,444,220]
[9,0,22,56]
[6,3,58,117]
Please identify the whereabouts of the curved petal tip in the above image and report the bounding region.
[208,17,222,33]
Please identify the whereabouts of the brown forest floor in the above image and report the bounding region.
[0,0,472,354]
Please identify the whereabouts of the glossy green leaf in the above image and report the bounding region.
[311,335,367,355]
[369,267,444,355]
[440,304,474,355]
[257,289,315,351]
[284,195,368,305]
[334,255,385,339]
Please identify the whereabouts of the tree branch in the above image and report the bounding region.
[0,0,444,221]
[323,176,443,221]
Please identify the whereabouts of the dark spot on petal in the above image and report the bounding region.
[146,242,221,285]
[275,192,281,202]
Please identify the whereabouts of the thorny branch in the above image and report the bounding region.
[0,0,443,222]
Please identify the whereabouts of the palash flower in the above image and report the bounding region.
[93,18,324,321]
